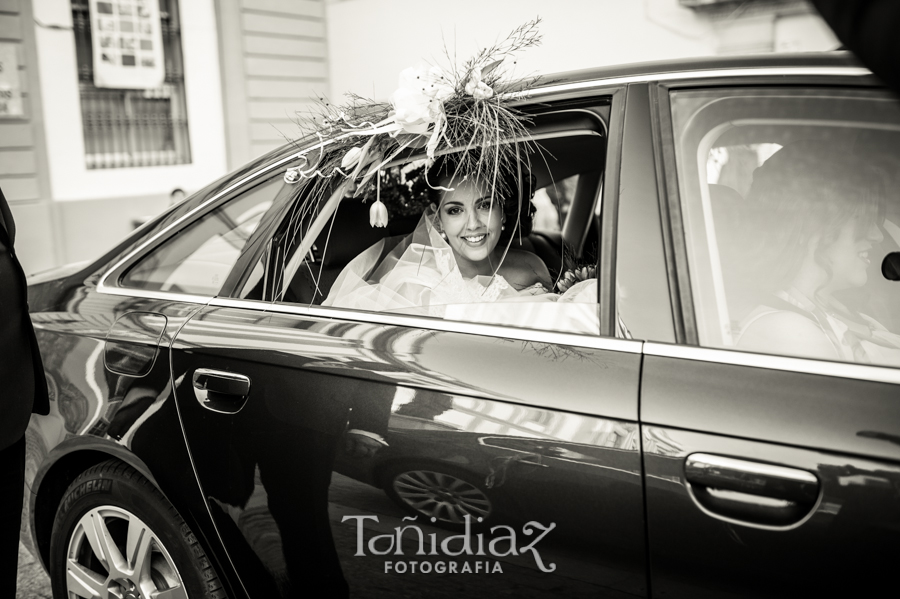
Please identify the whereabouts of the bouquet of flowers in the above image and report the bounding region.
[556,265,597,294]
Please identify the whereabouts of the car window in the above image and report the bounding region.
[237,129,608,336]
[671,87,900,367]
[120,176,282,296]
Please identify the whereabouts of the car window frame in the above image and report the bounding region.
[596,87,627,337]
[611,82,677,343]
[274,125,612,304]
[650,72,900,384]
[219,95,628,342]
[654,73,886,345]
[98,155,305,304]
[96,91,641,354]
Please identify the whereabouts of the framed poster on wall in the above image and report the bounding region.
[0,43,23,117]
[89,0,165,89]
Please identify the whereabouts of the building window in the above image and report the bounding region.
[71,0,191,169]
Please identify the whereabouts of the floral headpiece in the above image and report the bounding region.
[283,19,543,233]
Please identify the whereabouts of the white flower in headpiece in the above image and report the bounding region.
[464,67,494,100]
[390,88,432,135]
[390,65,454,135]
[369,199,389,228]
[424,66,455,101]
[341,146,364,169]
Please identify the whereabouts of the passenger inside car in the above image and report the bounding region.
[322,156,599,332]
[238,119,610,336]
[729,143,900,364]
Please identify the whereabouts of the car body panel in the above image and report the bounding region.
[614,82,677,343]
[537,52,869,90]
[22,288,242,596]
[642,352,900,462]
[169,305,647,597]
[642,421,900,598]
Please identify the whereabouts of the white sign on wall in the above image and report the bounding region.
[0,43,23,117]
[89,0,165,89]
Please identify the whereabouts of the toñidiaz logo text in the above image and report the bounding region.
[342,514,556,574]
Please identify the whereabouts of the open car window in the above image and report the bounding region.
[234,109,611,337]
[672,88,900,367]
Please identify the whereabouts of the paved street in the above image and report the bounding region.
[17,542,51,598]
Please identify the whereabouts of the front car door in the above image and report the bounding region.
[165,91,654,597]
[25,157,298,598]
[637,69,900,597]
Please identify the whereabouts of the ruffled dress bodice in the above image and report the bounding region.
[323,206,599,334]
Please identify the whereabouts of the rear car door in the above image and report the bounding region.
[168,92,653,598]
[640,75,900,597]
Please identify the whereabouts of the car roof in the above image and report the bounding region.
[257,52,871,167]
[536,51,867,89]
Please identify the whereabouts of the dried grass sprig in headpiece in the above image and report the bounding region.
[276,19,543,297]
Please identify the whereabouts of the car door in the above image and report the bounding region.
[25,163,297,598]
[168,91,653,598]
[638,76,900,597]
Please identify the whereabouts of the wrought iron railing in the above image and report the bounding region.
[71,0,191,169]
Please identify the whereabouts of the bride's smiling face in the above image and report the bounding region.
[437,177,505,271]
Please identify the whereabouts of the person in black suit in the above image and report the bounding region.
[0,186,49,595]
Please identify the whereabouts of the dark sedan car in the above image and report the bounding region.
[22,52,900,599]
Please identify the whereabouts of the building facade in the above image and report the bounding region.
[2,0,329,274]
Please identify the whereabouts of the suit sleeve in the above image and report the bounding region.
[0,187,16,246]
[811,0,900,93]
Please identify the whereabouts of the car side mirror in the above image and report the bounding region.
[882,252,900,281]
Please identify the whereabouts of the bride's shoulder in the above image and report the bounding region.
[498,249,552,290]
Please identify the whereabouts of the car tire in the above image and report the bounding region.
[49,459,228,599]
[382,462,495,529]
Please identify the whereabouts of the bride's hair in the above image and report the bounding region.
[426,152,537,242]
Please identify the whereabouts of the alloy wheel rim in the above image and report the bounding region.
[393,470,492,523]
[65,505,187,599]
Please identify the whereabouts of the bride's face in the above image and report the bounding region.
[438,178,505,269]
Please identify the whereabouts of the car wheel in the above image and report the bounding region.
[383,463,494,527]
[49,459,227,599]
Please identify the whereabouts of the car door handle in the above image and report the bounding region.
[192,369,251,414]
[684,453,819,528]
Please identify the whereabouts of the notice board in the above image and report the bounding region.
[89,0,165,89]
[0,43,23,117]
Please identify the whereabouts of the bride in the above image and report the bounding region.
[323,159,598,334]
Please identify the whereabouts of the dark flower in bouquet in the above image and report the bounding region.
[556,265,597,294]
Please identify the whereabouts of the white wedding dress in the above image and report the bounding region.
[323,206,599,335]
